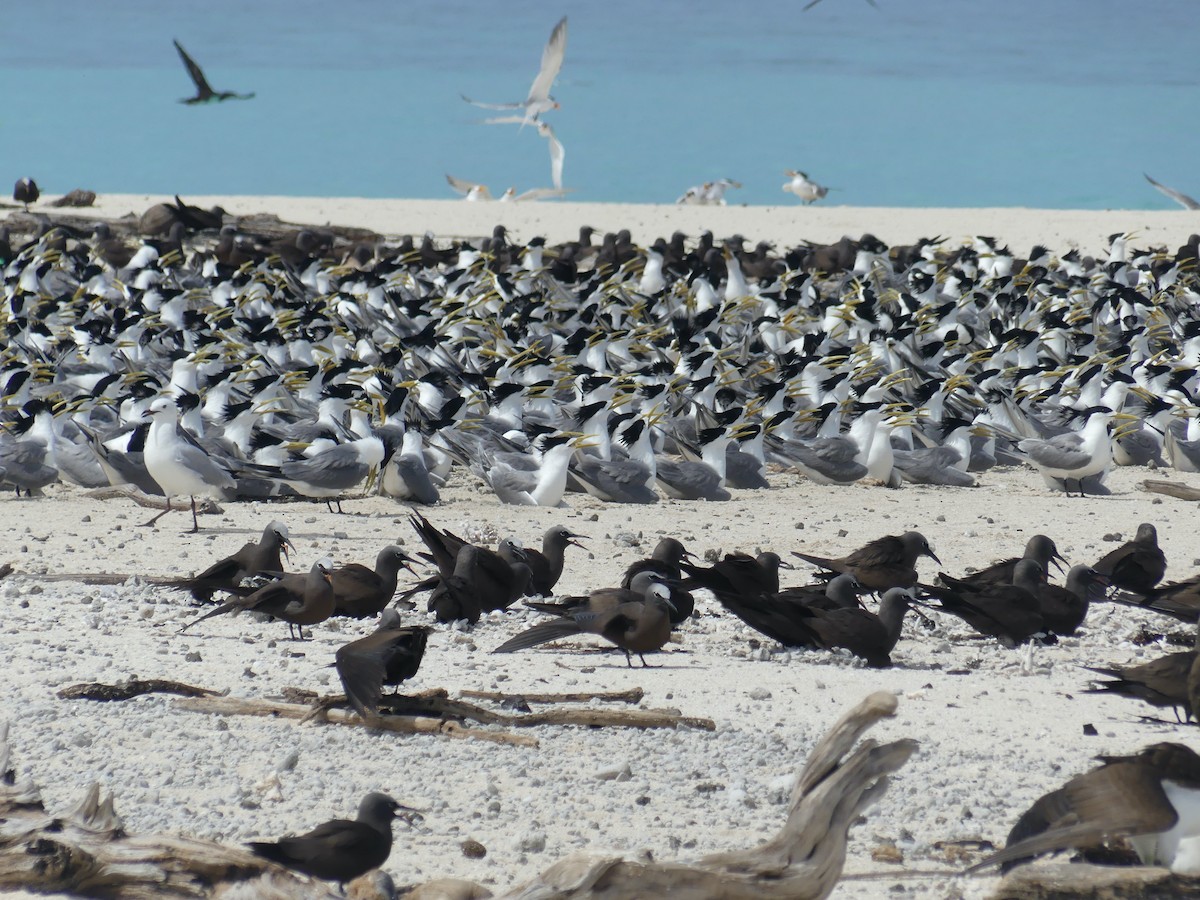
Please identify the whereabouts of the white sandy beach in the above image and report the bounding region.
[75,193,1200,257]
[4,196,1200,898]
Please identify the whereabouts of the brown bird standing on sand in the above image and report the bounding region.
[920,558,1047,647]
[495,572,675,667]
[789,587,916,668]
[948,533,1066,589]
[335,610,431,717]
[248,792,413,886]
[181,558,335,640]
[164,520,296,603]
[968,743,1200,874]
[426,541,531,624]
[13,178,39,211]
[331,545,419,619]
[1085,617,1200,722]
[1093,522,1167,596]
[794,531,941,592]
[522,524,587,596]
[621,536,696,623]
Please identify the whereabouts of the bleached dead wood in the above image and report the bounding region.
[458,687,644,705]
[2,691,915,898]
[1141,479,1200,501]
[990,861,1200,898]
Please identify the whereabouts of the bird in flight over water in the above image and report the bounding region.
[463,16,567,128]
[1144,173,1200,210]
[173,39,255,104]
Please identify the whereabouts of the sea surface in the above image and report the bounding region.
[5,0,1199,209]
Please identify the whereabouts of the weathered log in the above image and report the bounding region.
[1140,480,1200,501]
[990,861,1200,899]
[458,688,644,705]
[174,694,539,748]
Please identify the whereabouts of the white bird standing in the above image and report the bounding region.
[141,397,237,532]
[783,170,829,204]
[463,16,568,128]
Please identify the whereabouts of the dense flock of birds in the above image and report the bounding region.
[8,205,1200,885]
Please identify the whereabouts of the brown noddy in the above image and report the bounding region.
[164,520,296,603]
[522,525,586,596]
[248,792,412,886]
[1085,617,1200,722]
[948,533,1066,589]
[1110,575,1200,623]
[620,536,696,623]
[920,559,1048,648]
[181,557,335,640]
[968,743,1200,874]
[335,610,431,718]
[1093,522,1167,595]
[331,545,419,619]
[495,572,675,667]
[794,530,940,593]
[1033,564,1108,636]
[426,542,531,624]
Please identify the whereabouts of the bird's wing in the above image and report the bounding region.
[1145,173,1200,210]
[173,39,214,96]
[1017,434,1089,470]
[461,94,522,111]
[445,174,491,199]
[481,114,530,125]
[969,761,1177,872]
[336,639,389,716]
[540,123,565,190]
[512,187,572,202]
[526,16,568,104]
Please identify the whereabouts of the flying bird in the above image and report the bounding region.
[173,39,255,104]
[445,174,569,203]
[462,16,568,127]
[1145,173,1200,210]
[783,170,830,204]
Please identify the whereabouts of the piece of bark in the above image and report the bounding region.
[57,678,220,702]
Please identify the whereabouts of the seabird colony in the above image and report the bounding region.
[2,214,1198,506]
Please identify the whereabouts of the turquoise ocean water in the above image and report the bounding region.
[5,0,1199,209]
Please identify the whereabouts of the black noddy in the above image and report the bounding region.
[522,524,586,597]
[1034,564,1108,636]
[1093,522,1167,596]
[427,542,531,624]
[707,574,863,650]
[248,792,412,886]
[679,551,789,600]
[968,743,1200,874]
[950,534,1066,589]
[181,558,335,640]
[621,536,696,623]
[335,610,431,717]
[921,559,1048,648]
[164,520,296,603]
[794,531,940,593]
[789,587,916,668]
[173,39,255,104]
[495,572,675,667]
[331,545,419,619]
[1085,617,1200,722]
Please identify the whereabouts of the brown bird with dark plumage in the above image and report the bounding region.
[181,557,334,640]
[13,178,38,211]
[330,545,419,619]
[336,610,431,717]
[173,39,255,104]
[794,531,940,592]
[248,792,415,887]
[164,520,295,603]
[1094,522,1167,596]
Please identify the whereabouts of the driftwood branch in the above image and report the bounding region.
[174,694,540,748]
[459,687,644,705]
[1141,479,1200,501]
[991,861,1200,899]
